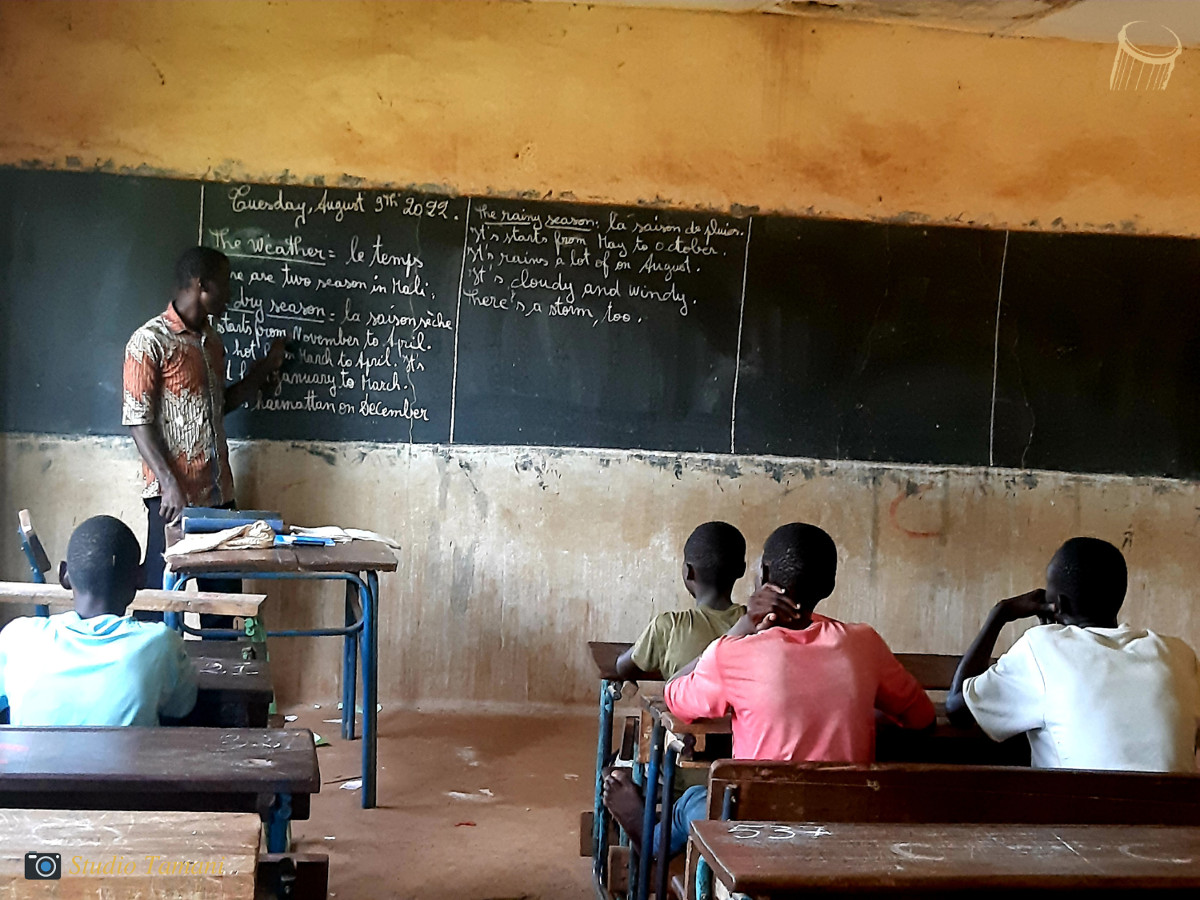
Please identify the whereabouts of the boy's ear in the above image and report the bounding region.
[760,561,771,586]
[684,562,697,582]
[735,559,747,579]
[58,560,71,590]
[1054,592,1072,622]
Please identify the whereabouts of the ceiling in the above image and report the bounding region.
[548,1,1200,48]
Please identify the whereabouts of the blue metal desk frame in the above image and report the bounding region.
[163,565,383,814]
[593,676,623,890]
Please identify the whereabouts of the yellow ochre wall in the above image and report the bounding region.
[1,1,1197,708]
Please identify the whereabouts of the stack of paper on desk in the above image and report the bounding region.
[290,526,400,549]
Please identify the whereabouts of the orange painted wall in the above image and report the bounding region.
[1,0,1197,236]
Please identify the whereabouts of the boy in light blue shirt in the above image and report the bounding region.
[0,515,196,726]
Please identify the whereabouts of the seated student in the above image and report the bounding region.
[947,537,1200,771]
[0,515,197,726]
[605,522,935,858]
[614,520,748,683]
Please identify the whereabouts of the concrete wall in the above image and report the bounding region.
[3,434,1198,708]
[1,1,1198,708]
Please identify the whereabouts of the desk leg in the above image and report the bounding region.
[655,740,678,900]
[361,570,379,810]
[593,679,620,884]
[342,582,358,741]
[625,757,641,897]
[695,785,736,900]
[267,792,293,854]
[162,570,182,631]
[695,856,712,900]
[635,720,664,900]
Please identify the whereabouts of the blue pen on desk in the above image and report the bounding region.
[274,534,336,547]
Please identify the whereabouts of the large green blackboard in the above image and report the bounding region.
[0,170,197,435]
[3,167,1199,479]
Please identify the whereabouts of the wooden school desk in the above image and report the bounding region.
[0,727,319,854]
[162,540,397,809]
[172,641,274,728]
[0,809,260,899]
[689,820,1200,898]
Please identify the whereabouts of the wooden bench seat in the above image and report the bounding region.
[0,581,265,618]
[705,760,1200,824]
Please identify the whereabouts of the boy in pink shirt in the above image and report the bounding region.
[604,522,934,858]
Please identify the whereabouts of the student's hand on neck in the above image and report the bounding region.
[746,583,810,630]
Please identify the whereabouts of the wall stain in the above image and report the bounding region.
[889,484,943,539]
[449,542,474,617]
[290,442,337,466]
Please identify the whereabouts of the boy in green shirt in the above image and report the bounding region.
[615,521,747,682]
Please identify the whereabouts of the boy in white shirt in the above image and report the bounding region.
[0,515,196,726]
[947,537,1200,771]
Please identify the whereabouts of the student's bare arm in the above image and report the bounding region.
[946,589,1053,727]
[224,339,287,413]
[614,648,657,683]
[129,424,187,523]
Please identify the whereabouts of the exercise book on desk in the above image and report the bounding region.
[181,507,284,534]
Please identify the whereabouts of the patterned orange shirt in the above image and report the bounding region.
[122,303,235,506]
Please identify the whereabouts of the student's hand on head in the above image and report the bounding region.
[995,588,1055,624]
[747,584,801,628]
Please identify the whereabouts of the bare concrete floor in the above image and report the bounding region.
[284,704,596,900]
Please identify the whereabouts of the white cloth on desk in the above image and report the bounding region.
[964,622,1200,772]
[164,520,276,558]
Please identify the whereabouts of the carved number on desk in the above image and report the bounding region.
[729,824,794,841]
[727,824,830,841]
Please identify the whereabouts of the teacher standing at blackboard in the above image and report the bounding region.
[121,247,285,624]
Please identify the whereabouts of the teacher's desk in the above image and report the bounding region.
[162,539,397,809]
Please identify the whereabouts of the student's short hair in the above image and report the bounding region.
[66,516,142,600]
[174,246,228,290]
[683,521,747,591]
[1052,537,1127,620]
[762,522,837,606]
